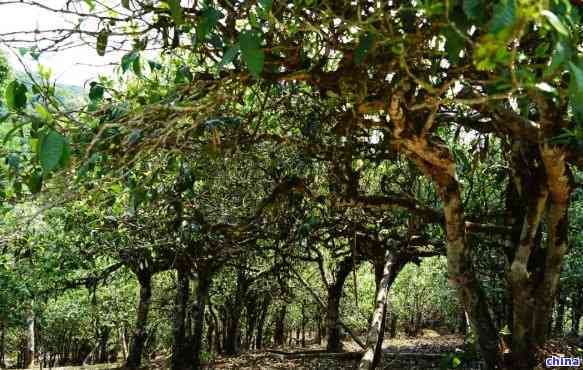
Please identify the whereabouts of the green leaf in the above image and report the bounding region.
[541,10,570,37]
[219,44,240,67]
[148,60,162,71]
[96,29,109,56]
[166,0,184,26]
[129,186,146,215]
[463,0,485,21]
[175,66,193,83]
[259,0,273,11]
[39,129,66,172]
[5,80,28,111]
[121,0,131,10]
[442,26,465,64]
[354,32,375,65]
[89,82,104,101]
[196,8,222,43]
[568,62,583,124]
[545,40,571,78]
[84,0,95,11]
[451,356,462,368]
[489,0,517,34]
[238,31,265,77]
[27,169,43,194]
[132,55,142,76]
[121,52,140,73]
[59,139,71,167]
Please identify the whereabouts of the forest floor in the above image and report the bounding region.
[202,333,467,369]
[11,333,581,370]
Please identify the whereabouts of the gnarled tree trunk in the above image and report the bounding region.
[223,271,248,355]
[325,256,356,352]
[125,271,152,369]
[274,305,286,346]
[388,96,501,369]
[171,265,190,370]
[192,269,212,370]
[255,296,271,350]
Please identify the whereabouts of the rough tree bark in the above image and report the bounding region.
[244,295,258,351]
[223,270,248,355]
[98,326,110,363]
[532,146,572,347]
[171,265,190,370]
[192,269,212,370]
[388,92,501,369]
[255,295,271,350]
[326,256,357,352]
[125,271,152,369]
[291,266,366,349]
[274,305,287,346]
[505,143,573,369]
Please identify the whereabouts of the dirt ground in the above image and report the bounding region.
[12,334,580,370]
[201,333,467,369]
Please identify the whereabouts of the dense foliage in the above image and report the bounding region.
[0,1,582,370]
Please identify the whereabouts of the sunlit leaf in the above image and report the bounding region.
[166,0,184,26]
[541,10,570,37]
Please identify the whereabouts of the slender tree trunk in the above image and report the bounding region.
[209,305,221,354]
[98,326,110,363]
[274,305,286,346]
[255,296,271,350]
[23,307,35,368]
[0,319,5,369]
[358,252,403,370]
[571,295,582,335]
[301,301,306,347]
[125,272,152,369]
[315,315,322,345]
[223,271,247,355]
[244,296,258,351]
[119,327,128,361]
[206,315,214,355]
[326,257,355,352]
[554,294,566,336]
[172,266,190,370]
[192,271,211,370]
[291,266,366,349]
[325,287,343,352]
